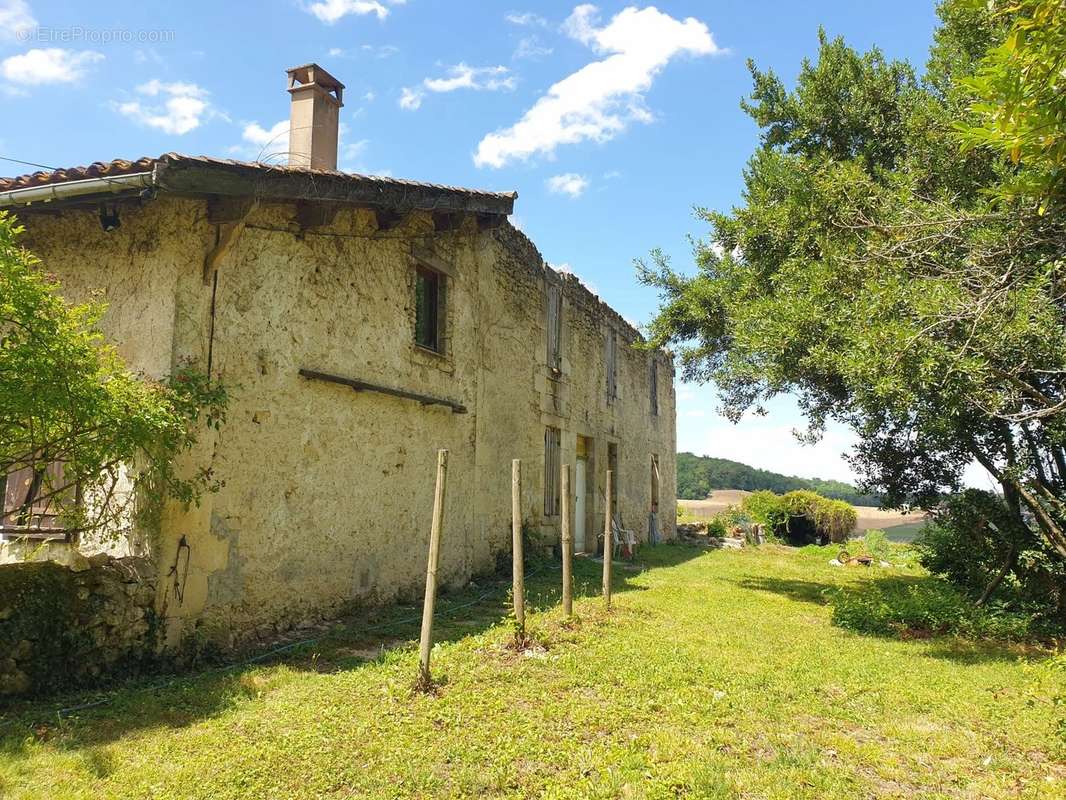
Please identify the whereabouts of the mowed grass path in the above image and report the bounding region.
[0,545,1061,799]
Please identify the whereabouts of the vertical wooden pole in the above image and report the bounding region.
[603,469,613,608]
[560,463,573,617]
[511,458,526,641]
[417,449,448,688]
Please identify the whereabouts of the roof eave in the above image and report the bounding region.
[155,157,516,217]
[0,172,155,209]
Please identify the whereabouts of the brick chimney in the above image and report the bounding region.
[286,63,344,170]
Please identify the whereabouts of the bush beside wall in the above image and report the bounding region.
[0,555,158,699]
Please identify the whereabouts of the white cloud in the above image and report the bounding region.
[400,63,515,111]
[0,0,35,42]
[364,43,398,58]
[305,0,405,23]
[362,90,375,102]
[514,35,553,60]
[0,48,102,92]
[342,137,369,163]
[241,119,289,160]
[506,11,548,26]
[115,80,213,135]
[328,44,398,58]
[475,4,721,168]
[546,172,589,197]
[424,63,514,93]
[398,86,422,110]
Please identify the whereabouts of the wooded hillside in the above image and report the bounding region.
[677,452,880,505]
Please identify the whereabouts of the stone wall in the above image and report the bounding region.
[0,555,158,698]
[10,195,676,653]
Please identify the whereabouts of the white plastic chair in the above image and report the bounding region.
[611,517,637,559]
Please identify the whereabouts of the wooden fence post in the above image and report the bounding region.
[417,449,448,689]
[560,463,573,617]
[512,458,526,642]
[603,468,613,608]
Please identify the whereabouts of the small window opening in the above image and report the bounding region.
[415,266,444,352]
[544,426,561,517]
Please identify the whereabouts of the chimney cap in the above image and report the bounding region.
[286,63,345,93]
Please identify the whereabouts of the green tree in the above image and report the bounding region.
[641,0,1066,577]
[957,0,1066,204]
[0,211,227,539]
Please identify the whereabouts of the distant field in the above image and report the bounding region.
[678,490,929,538]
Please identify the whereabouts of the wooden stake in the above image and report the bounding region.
[417,449,448,688]
[560,463,573,617]
[603,469,613,608]
[511,458,526,641]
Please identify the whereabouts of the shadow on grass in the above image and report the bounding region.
[734,576,835,605]
[734,570,1054,666]
[0,542,706,756]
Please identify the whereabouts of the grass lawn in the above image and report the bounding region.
[0,543,1062,799]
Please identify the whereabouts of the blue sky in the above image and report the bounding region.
[2,0,988,488]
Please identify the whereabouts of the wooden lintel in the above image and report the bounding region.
[411,245,456,278]
[206,195,257,225]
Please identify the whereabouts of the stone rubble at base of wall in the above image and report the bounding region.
[0,554,158,698]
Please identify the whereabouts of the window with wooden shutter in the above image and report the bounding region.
[606,329,618,405]
[544,426,561,517]
[2,460,75,538]
[650,454,661,512]
[650,358,659,416]
[546,283,562,372]
[415,265,445,353]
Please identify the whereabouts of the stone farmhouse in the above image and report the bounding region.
[0,64,676,655]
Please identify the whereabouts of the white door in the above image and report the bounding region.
[575,459,587,552]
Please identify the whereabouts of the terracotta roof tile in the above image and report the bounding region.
[0,153,516,210]
[0,158,157,191]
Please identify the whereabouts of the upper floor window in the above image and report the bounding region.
[415,265,445,353]
[606,329,619,405]
[547,283,563,372]
[650,359,659,416]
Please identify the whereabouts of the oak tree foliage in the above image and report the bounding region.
[641,1,1066,608]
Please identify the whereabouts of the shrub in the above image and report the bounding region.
[831,576,1040,642]
[862,529,890,560]
[744,489,857,545]
[916,490,1065,626]
[705,516,728,538]
[741,491,788,530]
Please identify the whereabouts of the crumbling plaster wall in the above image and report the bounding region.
[2,199,204,568]
[174,203,484,645]
[480,225,677,552]
[8,194,675,651]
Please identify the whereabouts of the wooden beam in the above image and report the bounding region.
[203,199,257,285]
[411,245,456,278]
[298,368,467,413]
